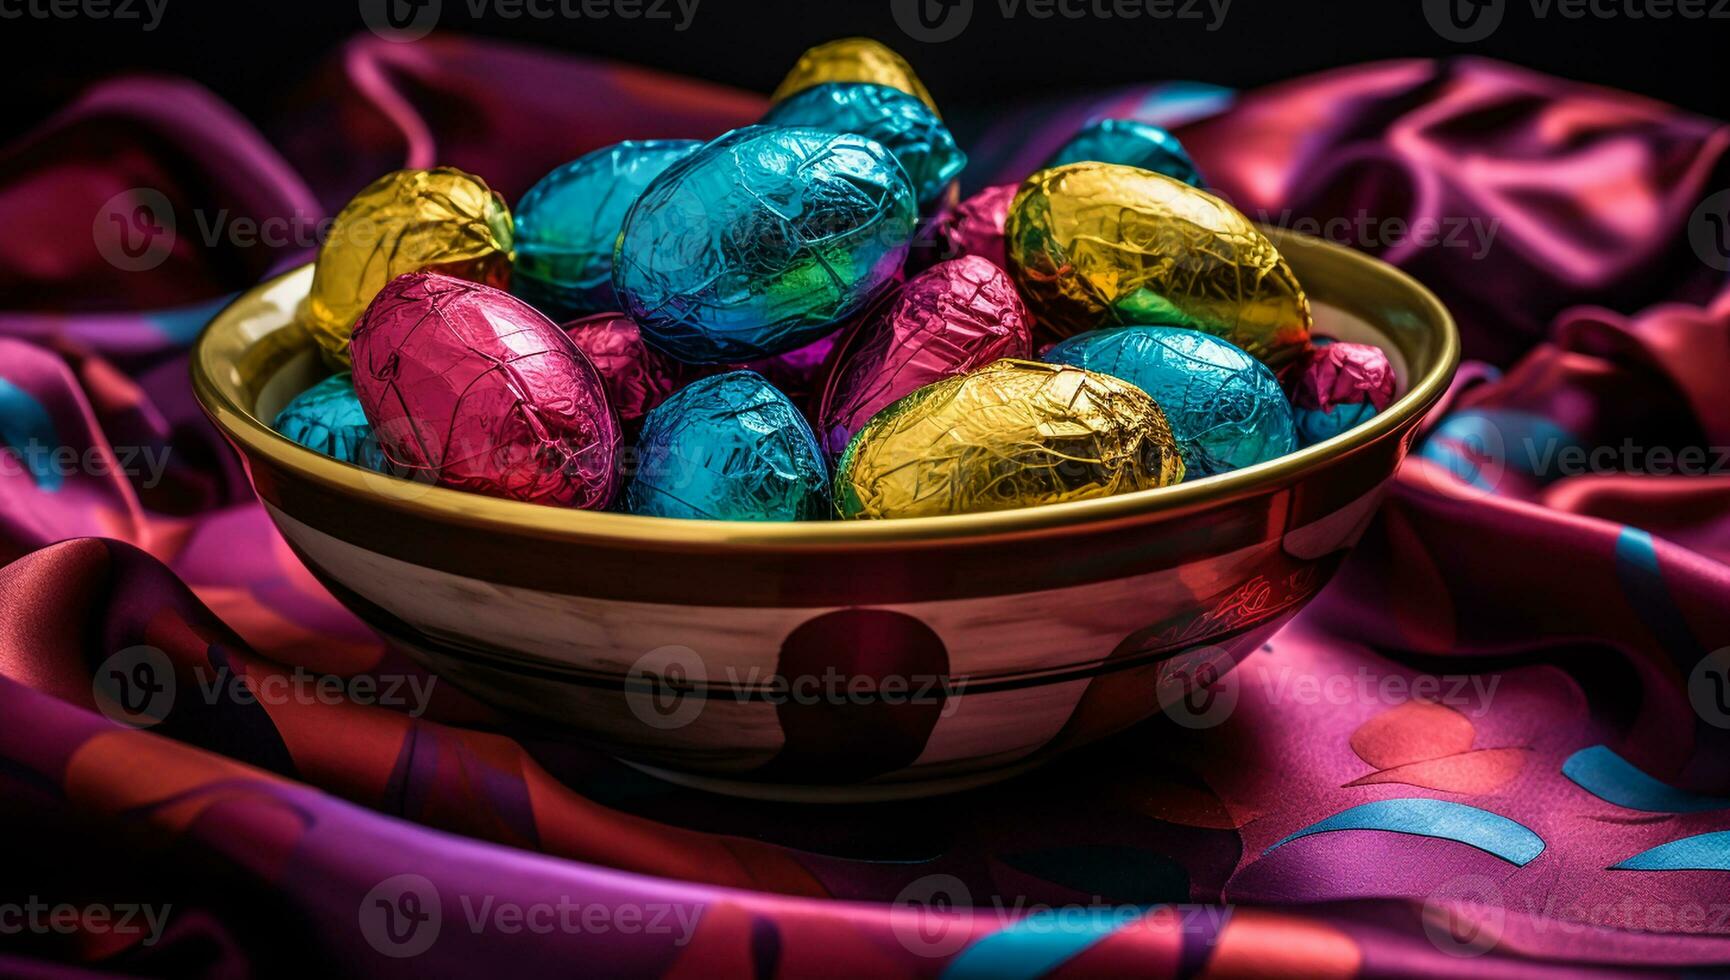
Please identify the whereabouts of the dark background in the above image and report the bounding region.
[1,0,1727,142]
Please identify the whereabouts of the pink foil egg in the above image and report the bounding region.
[1289,341,1397,413]
[816,255,1033,455]
[351,271,622,508]
[935,183,1016,268]
[561,313,695,430]
[730,331,842,412]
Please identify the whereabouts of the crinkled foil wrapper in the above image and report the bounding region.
[817,256,1032,456]
[562,313,694,430]
[933,183,1015,269]
[272,372,389,472]
[762,83,965,212]
[1289,341,1396,445]
[730,331,839,410]
[835,359,1184,520]
[1005,162,1312,366]
[1045,325,1295,478]
[1043,119,1205,187]
[613,126,917,364]
[513,141,702,321]
[770,37,939,116]
[350,272,620,508]
[627,371,830,521]
[302,168,513,366]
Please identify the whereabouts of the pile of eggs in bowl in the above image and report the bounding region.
[274,38,1396,523]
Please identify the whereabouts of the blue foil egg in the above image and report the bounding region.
[1042,119,1205,188]
[760,83,966,212]
[272,372,389,471]
[1044,325,1296,477]
[513,140,702,320]
[627,371,830,521]
[613,125,917,364]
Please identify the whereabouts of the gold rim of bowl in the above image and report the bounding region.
[191,228,1460,551]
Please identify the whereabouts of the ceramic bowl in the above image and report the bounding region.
[191,229,1457,802]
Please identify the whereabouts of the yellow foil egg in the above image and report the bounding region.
[301,167,514,365]
[770,37,940,116]
[1005,162,1312,368]
[834,359,1184,520]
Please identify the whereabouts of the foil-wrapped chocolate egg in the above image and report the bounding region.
[302,168,513,365]
[817,256,1032,456]
[1289,341,1397,445]
[1043,119,1204,187]
[628,371,830,521]
[761,83,965,212]
[1006,162,1311,367]
[1045,326,1296,477]
[513,140,702,320]
[835,359,1184,520]
[730,331,840,410]
[771,37,939,116]
[350,272,620,508]
[613,126,917,364]
[932,183,1015,268]
[562,313,695,431]
[272,372,389,472]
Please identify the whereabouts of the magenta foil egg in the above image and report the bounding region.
[816,256,1033,455]
[562,313,694,430]
[730,331,842,411]
[350,272,621,508]
[936,184,1016,268]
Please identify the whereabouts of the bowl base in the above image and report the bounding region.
[615,756,1047,803]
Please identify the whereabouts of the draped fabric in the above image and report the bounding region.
[2,34,1729,977]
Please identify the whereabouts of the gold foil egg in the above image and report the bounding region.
[301,167,514,365]
[834,359,1184,520]
[770,37,940,116]
[1005,162,1312,368]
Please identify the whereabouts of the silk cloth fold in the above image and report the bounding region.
[3,35,1730,977]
